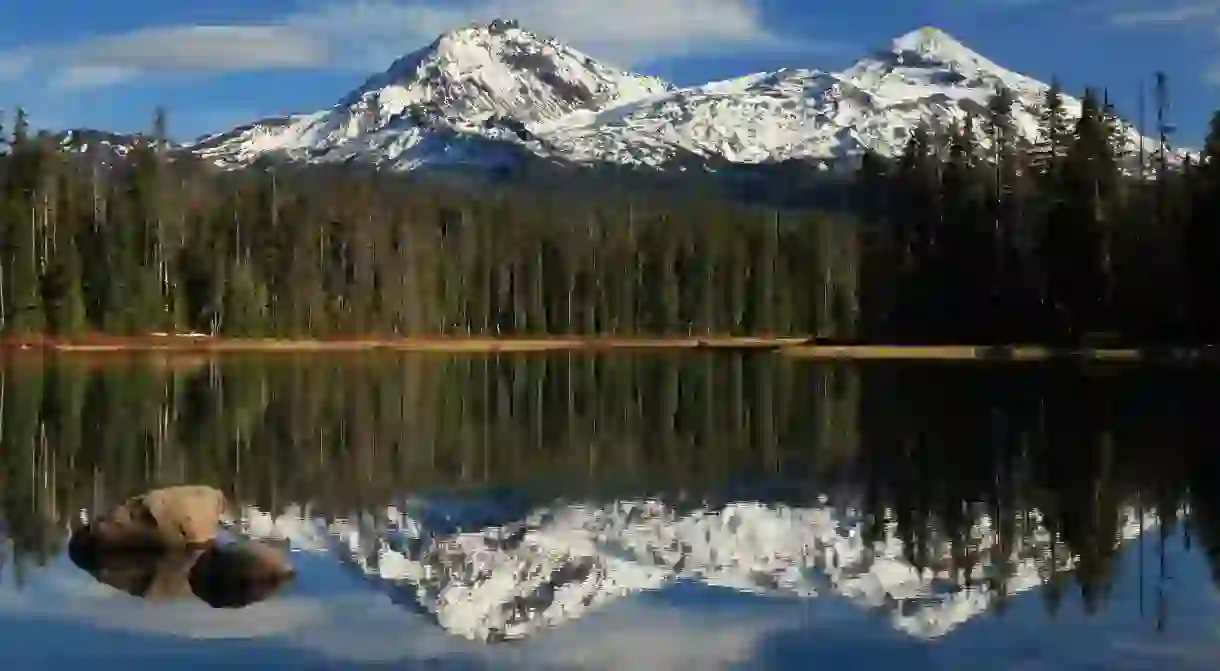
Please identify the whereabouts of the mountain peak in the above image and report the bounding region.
[483,18,521,32]
[893,27,958,53]
[438,17,526,40]
[338,17,669,115]
[888,26,994,70]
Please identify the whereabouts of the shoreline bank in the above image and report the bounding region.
[0,335,808,354]
[0,335,1210,362]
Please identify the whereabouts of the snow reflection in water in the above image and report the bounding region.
[234,497,1162,643]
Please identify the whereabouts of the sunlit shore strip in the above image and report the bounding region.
[0,335,1210,362]
[0,335,809,354]
[778,344,1146,361]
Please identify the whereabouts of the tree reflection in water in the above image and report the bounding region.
[0,353,1214,631]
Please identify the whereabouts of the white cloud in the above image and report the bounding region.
[51,66,142,91]
[3,24,329,91]
[0,54,31,80]
[77,25,326,72]
[0,0,802,91]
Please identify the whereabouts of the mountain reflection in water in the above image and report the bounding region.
[235,499,1162,642]
[0,354,1218,669]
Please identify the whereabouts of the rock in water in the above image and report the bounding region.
[69,534,294,609]
[81,486,228,550]
[190,540,296,608]
[68,540,204,601]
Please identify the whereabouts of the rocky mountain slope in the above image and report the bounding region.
[190,23,1156,172]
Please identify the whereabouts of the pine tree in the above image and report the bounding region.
[1,109,44,334]
[1184,111,1220,342]
[1100,91,1132,166]
[885,126,942,340]
[222,259,270,336]
[985,87,1023,338]
[152,106,168,147]
[855,150,890,224]
[1056,88,1116,337]
[11,107,28,147]
[41,149,87,336]
[42,247,87,335]
[941,115,990,340]
[1032,79,1072,178]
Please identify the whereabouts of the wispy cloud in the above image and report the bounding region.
[984,0,1052,8]
[1107,1,1220,88]
[1111,2,1220,26]
[51,66,141,91]
[0,0,807,91]
[1,25,330,90]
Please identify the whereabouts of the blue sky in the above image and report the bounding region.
[0,0,1211,143]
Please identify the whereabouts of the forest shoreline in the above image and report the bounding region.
[0,334,1207,362]
[0,334,808,354]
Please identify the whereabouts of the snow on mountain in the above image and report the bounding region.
[57,129,140,157]
[234,497,1160,643]
[546,26,1153,167]
[542,68,843,167]
[192,24,1158,173]
[54,128,173,165]
[193,19,670,171]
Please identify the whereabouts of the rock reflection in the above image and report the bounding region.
[67,540,201,601]
[189,539,296,608]
[67,532,295,609]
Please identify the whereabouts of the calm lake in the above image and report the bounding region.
[0,353,1217,670]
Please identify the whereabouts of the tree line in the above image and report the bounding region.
[0,74,1214,343]
[0,107,858,339]
[854,78,1216,345]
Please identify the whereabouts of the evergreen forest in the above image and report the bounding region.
[0,78,1216,344]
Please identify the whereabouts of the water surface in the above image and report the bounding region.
[0,354,1217,669]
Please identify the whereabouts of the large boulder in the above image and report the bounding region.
[79,486,229,550]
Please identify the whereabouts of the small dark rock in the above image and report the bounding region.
[190,541,296,608]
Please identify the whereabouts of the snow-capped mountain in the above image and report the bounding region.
[57,129,142,157]
[193,19,669,171]
[192,23,1154,172]
[57,129,183,165]
[235,497,1161,643]
[551,27,1153,167]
